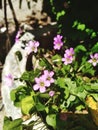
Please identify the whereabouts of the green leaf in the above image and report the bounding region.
[52,105,59,112]
[90,94,98,101]
[46,114,56,129]
[84,83,98,92]
[74,45,87,54]
[10,89,16,101]
[45,106,49,113]
[36,102,45,111]
[91,32,97,38]
[21,96,35,114]
[66,95,76,107]
[77,23,86,31]
[10,85,31,107]
[72,20,78,28]
[64,78,77,94]
[77,90,87,101]
[56,10,65,20]
[56,77,66,88]
[76,104,85,111]
[81,62,95,76]
[14,102,21,107]
[64,87,70,99]
[52,54,62,65]
[3,116,23,130]
[39,57,52,70]
[91,42,98,53]
[21,69,40,82]
[15,51,22,61]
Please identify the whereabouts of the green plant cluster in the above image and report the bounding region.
[3,41,98,130]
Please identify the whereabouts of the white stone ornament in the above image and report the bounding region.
[1,32,48,129]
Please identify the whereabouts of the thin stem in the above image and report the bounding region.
[0,0,2,9]
[45,98,52,106]
[4,0,8,32]
[4,0,11,52]
[19,0,23,9]
[8,0,19,31]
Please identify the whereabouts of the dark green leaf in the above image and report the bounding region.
[39,57,52,70]
[3,116,23,130]
[74,45,87,54]
[21,69,40,82]
[36,102,45,111]
[91,42,98,53]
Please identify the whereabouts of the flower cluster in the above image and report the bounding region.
[53,34,64,50]
[4,33,98,130]
[62,48,74,65]
[33,70,54,93]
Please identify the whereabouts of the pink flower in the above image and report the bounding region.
[5,74,14,87]
[33,76,50,93]
[62,55,73,65]
[62,48,74,65]
[43,70,55,85]
[49,91,55,97]
[25,40,40,55]
[88,53,98,66]
[53,35,64,50]
[15,30,22,43]
[65,48,74,57]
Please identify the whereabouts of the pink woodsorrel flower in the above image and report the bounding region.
[5,74,14,87]
[49,90,55,97]
[25,40,40,55]
[43,70,54,85]
[62,55,73,65]
[53,35,64,50]
[33,76,50,93]
[88,53,98,66]
[65,47,74,57]
[62,48,74,65]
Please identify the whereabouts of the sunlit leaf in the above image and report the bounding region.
[77,23,86,31]
[46,114,56,129]
[21,96,35,114]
